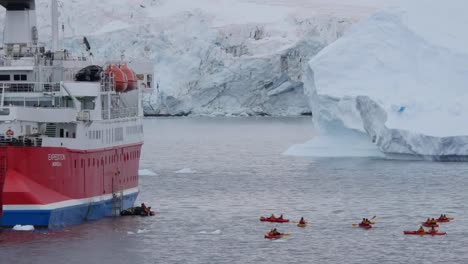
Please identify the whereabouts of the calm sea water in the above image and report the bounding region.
[1,117,468,264]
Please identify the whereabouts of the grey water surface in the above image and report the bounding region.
[1,117,468,264]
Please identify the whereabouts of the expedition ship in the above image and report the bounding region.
[0,0,152,227]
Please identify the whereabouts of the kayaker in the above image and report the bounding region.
[278,214,284,220]
[268,228,281,236]
[425,218,431,224]
[269,214,276,220]
[428,226,438,234]
[417,226,425,233]
[299,217,306,225]
[430,218,437,224]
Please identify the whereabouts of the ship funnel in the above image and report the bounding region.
[0,0,37,53]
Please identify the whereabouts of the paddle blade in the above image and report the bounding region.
[282,233,291,236]
[352,224,358,227]
[371,215,377,220]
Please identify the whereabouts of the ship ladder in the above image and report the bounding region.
[111,189,124,217]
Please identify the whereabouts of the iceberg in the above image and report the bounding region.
[301,0,468,160]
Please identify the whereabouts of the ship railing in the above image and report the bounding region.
[109,107,138,119]
[0,135,43,147]
[100,72,115,92]
[0,82,61,93]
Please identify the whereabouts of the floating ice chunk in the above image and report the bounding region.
[127,231,135,235]
[139,169,158,176]
[175,168,196,174]
[13,225,34,231]
[137,229,149,234]
[199,230,222,235]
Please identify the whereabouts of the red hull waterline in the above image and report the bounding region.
[0,143,142,227]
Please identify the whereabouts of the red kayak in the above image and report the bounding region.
[260,217,289,223]
[437,218,451,223]
[264,234,283,239]
[404,231,446,236]
[422,223,439,228]
[359,223,372,229]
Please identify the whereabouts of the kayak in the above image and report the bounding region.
[404,231,446,236]
[437,219,451,223]
[359,223,372,229]
[297,223,307,228]
[260,217,289,223]
[264,234,283,239]
[422,223,439,228]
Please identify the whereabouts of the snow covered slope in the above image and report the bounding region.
[296,0,468,160]
[0,0,394,116]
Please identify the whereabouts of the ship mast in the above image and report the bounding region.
[51,0,59,52]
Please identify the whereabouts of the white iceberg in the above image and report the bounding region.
[301,0,468,160]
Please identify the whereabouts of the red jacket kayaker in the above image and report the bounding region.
[299,217,306,225]
[428,226,438,234]
[269,214,276,220]
[278,214,284,220]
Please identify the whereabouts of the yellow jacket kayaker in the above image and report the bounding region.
[430,218,437,224]
[417,226,425,233]
[428,226,438,234]
[269,214,276,220]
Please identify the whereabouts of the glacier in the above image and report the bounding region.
[0,0,394,116]
[294,0,468,160]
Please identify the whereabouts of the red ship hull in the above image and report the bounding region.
[0,143,142,227]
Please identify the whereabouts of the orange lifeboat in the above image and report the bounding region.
[105,65,128,92]
[119,64,137,91]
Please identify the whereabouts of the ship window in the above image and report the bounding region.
[0,75,10,81]
[59,129,64,138]
[14,75,27,81]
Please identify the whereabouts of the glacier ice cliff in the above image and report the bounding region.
[0,0,391,116]
[295,0,468,160]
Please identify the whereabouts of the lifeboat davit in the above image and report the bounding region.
[105,65,128,92]
[120,64,137,91]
